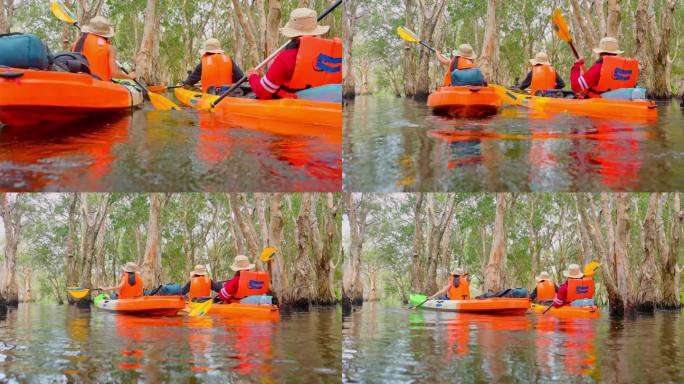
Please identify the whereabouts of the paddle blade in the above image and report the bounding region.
[189,300,213,317]
[148,92,181,111]
[260,247,278,262]
[66,287,89,299]
[552,9,572,43]
[148,85,167,93]
[397,26,420,43]
[51,1,77,25]
[584,261,601,277]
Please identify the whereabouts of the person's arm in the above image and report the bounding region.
[428,283,450,300]
[555,72,566,89]
[232,61,245,83]
[553,284,567,308]
[182,63,202,86]
[108,46,136,80]
[211,280,223,293]
[99,277,125,292]
[180,282,191,295]
[519,71,533,90]
[435,50,451,66]
[247,49,297,100]
[554,283,559,292]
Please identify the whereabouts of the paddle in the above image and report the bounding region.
[408,294,431,310]
[188,298,213,318]
[397,26,437,53]
[552,9,587,72]
[50,0,180,111]
[210,0,343,109]
[66,287,102,300]
[148,85,183,93]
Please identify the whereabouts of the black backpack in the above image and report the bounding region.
[52,52,92,75]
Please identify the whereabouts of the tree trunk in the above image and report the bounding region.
[0,193,22,307]
[76,0,105,26]
[140,194,163,288]
[414,0,448,100]
[343,194,367,309]
[478,0,499,83]
[265,0,282,56]
[659,193,682,309]
[293,193,314,306]
[605,0,622,38]
[638,193,659,313]
[22,267,32,303]
[342,0,358,99]
[483,193,507,293]
[0,0,14,34]
[569,0,597,54]
[228,194,260,258]
[135,0,161,84]
[231,0,260,66]
[311,194,338,305]
[410,193,424,292]
[424,195,457,294]
[403,0,416,97]
[79,194,109,298]
[267,193,289,306]
[65,194,79,304]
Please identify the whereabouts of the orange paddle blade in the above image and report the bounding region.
[552,9,572,43]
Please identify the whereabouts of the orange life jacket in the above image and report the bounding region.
[447,275,471,300]
[281,36,343,93]
[235,271,270,298]
[188,275,211,301]
[530,65,557,95]
[119,272,143,299]
[73,33,111,81]
[566,277,595,302]
[593,56,639,94]
[200,53,233,93]
[443,57,475,86]
[536,279,556,302]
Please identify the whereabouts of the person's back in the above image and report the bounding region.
[571,37,638,98]
[532,272,557,304]
[73,32,111,81]
[119,271,143,299]
[447,273,470,300]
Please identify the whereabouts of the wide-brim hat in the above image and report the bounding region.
[83,16,115,39]
[455,44,476,60]
[123,262,139,273]
[280,8,330,38]
[200,38,224,55]
[191,264,208,277]
[536,271,550,282]
[530,52,551,66]
[563,264,584,279]
[452,268,466,276]
[593,37,624,55]
[230,255,255,272]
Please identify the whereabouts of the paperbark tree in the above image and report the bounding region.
[410,193,424,292]
[414,0,448,100]
[343,193,368,309]
[22,267,32,302]
[311,194,339,305]
[79,194,110,294]
[402,0,416,97]
[483,193,507,293]
[342,0,359,99]
[65,194,79,304]
[658,193,682,309]
[478,0,499,83]
[569,0,597,55]
[0,193,23,307]
[638,193,660,313]
[76,0,105,26]
[135,0,162,85]
[635,0,678,99]
[140,193,163,287]
[265,0,282,56]
[267,193,289,306]
[606,0,622,38]
[423,195,457,294]
[231,0,260,65]
[0,0,14,33]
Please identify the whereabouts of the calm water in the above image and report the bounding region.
[0,102,341,192]
[342,303,684,383]
[0,304,341,383]
[344,96,684,192]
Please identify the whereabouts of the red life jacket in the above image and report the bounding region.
[447,275,471,300]
[530,65,557,95]
[281,36,342,94]
[73,33,111,81]
[535,279,556,302]
[566,277,595,302]
[188,275,211,301]
[592,56,639,94]
[119,272,143,299]
[444,57,475,86]
[200,53,233,93]
[235,271,270,299]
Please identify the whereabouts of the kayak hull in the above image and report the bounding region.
[95,295,185,316]
[189,301,280,318]
[428,86,502,118]
[410,294,529,315]
[529,303,599,319]
[0,68,143,127]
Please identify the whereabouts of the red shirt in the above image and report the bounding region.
[248,47,298,100]
[570,60,602,94]
[218,274,240,302]
[553,282,569,308]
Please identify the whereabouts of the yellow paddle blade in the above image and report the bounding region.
[552,9,572,43]
[397,26,420,43]
[188,300,213,317]
[148,92,181,111]
[66,287,90,299]
[584,261,601,277]
[51,0,77,25]
[260,247,278,262]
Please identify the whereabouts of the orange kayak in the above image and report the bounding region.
[427,86,502,118]
[0,67,144,126]
[410,294,529,315]
[94,294,185,316]
[529,303,599,319]
[192,302,280,318]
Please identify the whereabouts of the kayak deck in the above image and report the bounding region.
[529,303,599,319]
[427,86,502,118]
[189,301,280,318]
[410,294,529,315]
[0,67,143,127]
[95,295,185,316]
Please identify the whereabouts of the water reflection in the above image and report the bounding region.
[344,96,684,191]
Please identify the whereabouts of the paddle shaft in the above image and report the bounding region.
[542,304,554,314]
[116,61,150,97]
[409,298,430,310]
[211,0,343,108]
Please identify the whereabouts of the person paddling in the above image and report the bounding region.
[435,44,485,87]
[72,16,136,81]
[181,264,222,302]
[553,264,595,308]
[217,255,270,303]
[180,38,245,95]
[530,271,558,305]
[246,8,342,100]
[518,52,565,95]
[570,37,639,98]
[428,268,471,301]
[99,262,144,299]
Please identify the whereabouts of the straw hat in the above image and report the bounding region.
[190,264,208,277]
[83,16,115,39]
[452,268,466,276]
[280,8,330,38]
[562,264,584,279]
[530,52,551,66]
[122,262,139,273]
[593,37,624,55]
[455,44,476,60]
[536,271,550,282]
[200,38,224,55]
[230,255,255,272]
